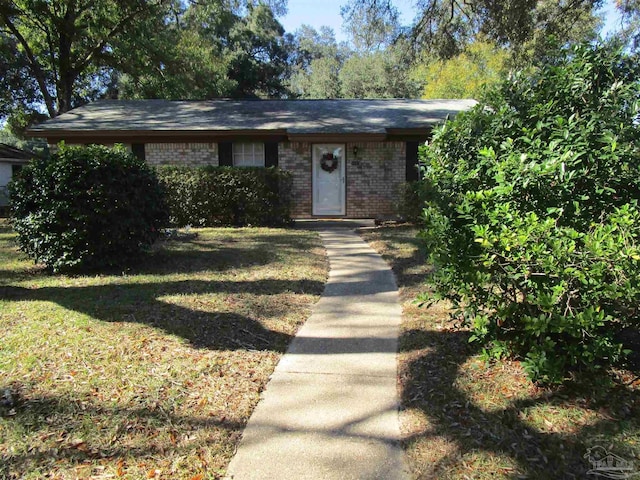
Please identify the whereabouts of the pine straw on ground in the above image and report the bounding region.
[360,224,640,480]
[0,221,327,480]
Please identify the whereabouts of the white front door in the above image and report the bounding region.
[312,144,345,216]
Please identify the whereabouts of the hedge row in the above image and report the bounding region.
[155,165,293,227]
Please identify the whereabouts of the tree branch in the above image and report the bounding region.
[0,11,57,117]
[76,0,168,74]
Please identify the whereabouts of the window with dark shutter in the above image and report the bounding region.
[131,143,146,161]
[406,141,419,182]
[265,142,278,168]
[218,142,233,166]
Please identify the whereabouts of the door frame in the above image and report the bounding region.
[312,144,346,216]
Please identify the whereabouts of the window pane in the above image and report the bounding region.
[233,142,265,167]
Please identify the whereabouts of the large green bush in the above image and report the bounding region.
[397,181,426,223]
[10,144,167,272]
[156,166,292,227]
[420,43,640,383]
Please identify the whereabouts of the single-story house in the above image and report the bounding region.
[0,143,34,207]
[28,99,475,219]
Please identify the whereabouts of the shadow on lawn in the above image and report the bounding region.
[0,231,309,280]
[402,327,640,479]
[358,225,432,289]
[0,230,326,351]
[0,277,327,351]
[136,243,274,275]
[0,390,244,478]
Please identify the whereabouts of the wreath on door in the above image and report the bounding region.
[320,153,339,173]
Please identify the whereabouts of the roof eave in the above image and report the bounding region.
[28,128,437,144]
[27,128,290,143]
[287,132,388,143]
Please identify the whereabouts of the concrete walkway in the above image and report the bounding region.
[225,226,410,480]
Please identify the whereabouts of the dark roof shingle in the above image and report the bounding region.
[29,99,476,135]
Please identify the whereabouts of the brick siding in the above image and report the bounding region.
[346,142,405,219]
[279,142,312,218]
[145,143,218,166]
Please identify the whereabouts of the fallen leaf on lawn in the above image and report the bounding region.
[70,439,85,449]
[116,459,125,477]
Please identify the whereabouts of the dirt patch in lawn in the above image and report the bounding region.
[360,224,640,479]
[0,220,327,479]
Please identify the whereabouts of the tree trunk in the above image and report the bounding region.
[56,3,77,115]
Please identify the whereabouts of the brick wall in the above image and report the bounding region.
[279,142,312,218]
[345,141,405,218]
[145,143,218,166]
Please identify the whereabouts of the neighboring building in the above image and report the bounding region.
[0,144,34,207]
[28,99,475,219]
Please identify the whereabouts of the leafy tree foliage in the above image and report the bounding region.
[343,0,602,62]
[114,24,235,100]
[340,47,420,98]
[295,56,344,98]
[10,144,167,272]
[287,25,347,98]
[0,126,47,155]
[0,0,292,129]
[616,0,640,50]
[0,33,39,118]
[288,25,418,98]
[413,40,508,98]
[340,0,401,51]
[0,0,171,118]
[117,2,291,100]
[419,43,640,383]
[511,0,603,64]
[225,4,292,98]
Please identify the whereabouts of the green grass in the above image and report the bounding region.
[0,219,327,479]
[360,224,640,479]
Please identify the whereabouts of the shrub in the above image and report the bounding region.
[9,144,167,272]
[156,166,292,227]
[397,181,427,223]
[420,43,640,383]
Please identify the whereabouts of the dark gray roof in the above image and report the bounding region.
[29,99,476,135]
[0,143,35,162]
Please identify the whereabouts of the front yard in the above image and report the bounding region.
[0,220,327,479]
[360,225,640,479]
[3,218,638,479]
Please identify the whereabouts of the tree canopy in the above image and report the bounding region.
[0,0,293,127]
[0,0,172,117]
[286,25,419,99]
[342,0,604,61]
[0,0,637,133]
[413,40,508,99]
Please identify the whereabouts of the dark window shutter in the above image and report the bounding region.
[219,142,233,166]
[265,141,278,168]
[131,143,145,161]
[406,141,419,182]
